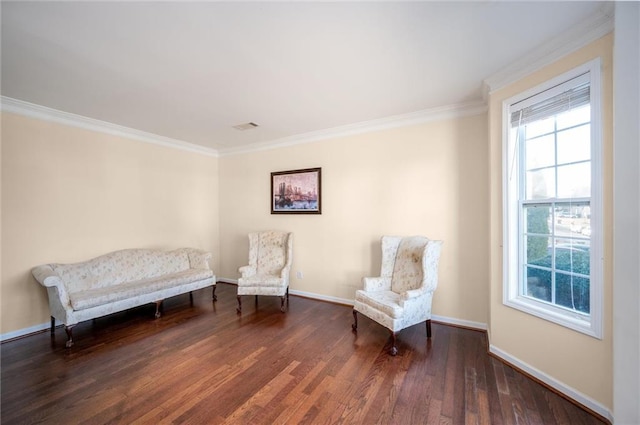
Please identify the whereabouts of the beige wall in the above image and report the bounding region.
[0,112,220,334]
[488,35,613,409]
[219,113,489,325]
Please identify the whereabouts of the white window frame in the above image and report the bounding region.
[502,58,603,339]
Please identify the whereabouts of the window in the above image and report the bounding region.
[503,59,603,338]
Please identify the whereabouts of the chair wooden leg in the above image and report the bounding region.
[189,291,194,306]
[389,331,398,356]
[212,285,217,301]
[236,295,242,313]
[426,319,432,338]
[50,316,55,335]
[352,310,358,332]
[255,295,258,307]
[280,295,286,312]
[65,326,74,348]
[154,300,163,319]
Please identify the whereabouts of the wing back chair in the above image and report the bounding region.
[237,231,293,313]
[352,235,443,355]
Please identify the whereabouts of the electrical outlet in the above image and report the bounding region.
[296,271,303,279]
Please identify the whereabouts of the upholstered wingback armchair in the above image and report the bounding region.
[237,231,293,313]
[352,235,443,355]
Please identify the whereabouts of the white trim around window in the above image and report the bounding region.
[502,58,603,339]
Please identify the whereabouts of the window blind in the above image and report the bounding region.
[510,79,590,127]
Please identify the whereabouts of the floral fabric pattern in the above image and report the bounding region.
[237,231,293,297]
[354,236,443,333]
[256,231,288,276]
[390,237,428,293]
[31,248,215,327]
[52,249,192,294]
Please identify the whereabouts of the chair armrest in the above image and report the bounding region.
[401,287,428,301]
[186,249,212,270]
[239,265,256,278]
[362,277,391,292]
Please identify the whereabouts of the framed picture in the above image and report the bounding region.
[271,167,321,214]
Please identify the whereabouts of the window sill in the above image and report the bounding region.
[504,295,601,339]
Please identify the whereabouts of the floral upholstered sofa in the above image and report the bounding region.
[32,248,216,347]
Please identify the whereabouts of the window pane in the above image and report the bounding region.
[526,168,555,199]
[555,273,590,314]
[557,162,590,198]
[526,266,551,302]
[525,134,555,169]
[525,116,555,138]
[555,203,591,239]
[557,124,590,165]
[554,244,590,275]
[525,235,551,266]
[557,104,590,130]
[524,205,551,235]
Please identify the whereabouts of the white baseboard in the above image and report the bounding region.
[489,344,613,423]
[1,321,50,342]
[217,279,354,306]
[217,278,238,285]
[431,314,487,331]
[289,289,354,306]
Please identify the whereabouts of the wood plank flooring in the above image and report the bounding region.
[1,283,607,424]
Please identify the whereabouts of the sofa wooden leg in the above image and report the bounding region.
[255,295,258,307]
[352,310,358,332]
[189,291,194,306]
[154,300,163,319]
[50,316,55,335]
[236,295,242,313]
[426,319,432,338]
[212,285,217,302]
[389,331,398,356]
[65,326,74,348]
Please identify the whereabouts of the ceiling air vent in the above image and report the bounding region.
[232,122,259,131]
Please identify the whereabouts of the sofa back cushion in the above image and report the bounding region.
[52,249,191,293]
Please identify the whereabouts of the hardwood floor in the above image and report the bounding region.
[1,283,606,425]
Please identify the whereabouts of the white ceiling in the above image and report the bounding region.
[1,1,610,154]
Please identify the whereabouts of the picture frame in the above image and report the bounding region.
[271,167,321,214]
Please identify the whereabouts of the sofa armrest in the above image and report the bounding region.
[239,265,256,278]
[32,265,62,287]
[186,249,212,270]
[362,277,391,292]
[32,265,73,312]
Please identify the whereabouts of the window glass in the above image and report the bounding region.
[525,134,555,169]
[554,273,590,313]
[557,124,590,164]
[557,105,590,130]
[525,116,555,138]
[524,205,552,235]
[526,168,555,199]
[557,162,590,198]
[525,235,551,265]
[525,266,552,302]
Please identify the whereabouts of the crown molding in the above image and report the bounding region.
[0,96,219,158]
[482,3,614,99]
[219,100,487,157]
